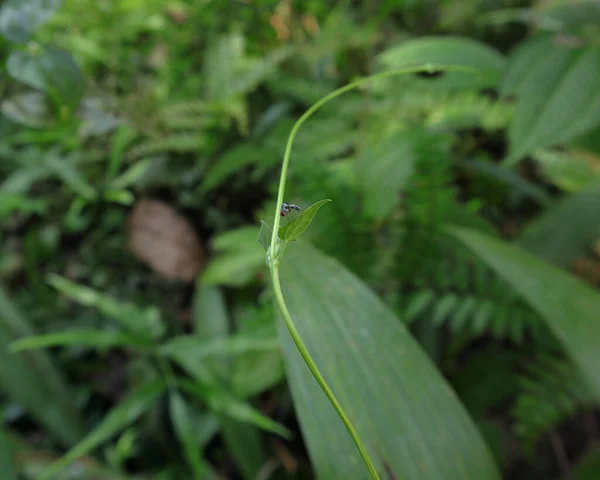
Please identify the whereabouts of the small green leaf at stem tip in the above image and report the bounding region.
[278,199,331,243]
[257,220,273,251]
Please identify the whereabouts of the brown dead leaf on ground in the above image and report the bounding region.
[128,199,204,282]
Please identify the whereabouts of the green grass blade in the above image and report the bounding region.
[10,329,154,352]
[0,286,85,447]
[39,380,166,480]
[278,243,500,479]
[450,227,600,400]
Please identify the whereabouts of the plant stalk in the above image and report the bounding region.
[268,64,477,479]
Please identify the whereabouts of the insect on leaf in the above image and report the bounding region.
[278,199,331,243]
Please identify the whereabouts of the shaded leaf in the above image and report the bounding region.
[378,36,505,88]
[39,380,166,480]
[450,227,600,400]
[516,186,600,267]
[160,335,279,359]
[0,430,17,480]
[219,418,266,480]
[0,0,61,43]
[7,46,85,110]
[169,391,207,480]
[10,329,154,352]
[0,286,85,447]
[181,381,291,439]
[278,199,331,243]
[48,274,165,339]
[355,134,415,219]
[278,242,500,479]
[503,38,600,165]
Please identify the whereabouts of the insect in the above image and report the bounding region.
[280,202,302,217]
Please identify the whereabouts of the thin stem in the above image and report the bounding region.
[271,268,381,479]
[268,64,478,479]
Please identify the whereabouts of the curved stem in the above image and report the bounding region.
[271,267,381,479]
[268,64,478,479]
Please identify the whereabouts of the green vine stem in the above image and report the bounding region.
[268,64,477,480]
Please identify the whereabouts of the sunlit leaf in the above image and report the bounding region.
[278,243,500,479]
[278,199,331,243]
[450,227,600,401]
[39,380,166,480]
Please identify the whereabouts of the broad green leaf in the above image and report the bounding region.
[503,38,600,165]
[531,149,600,192]
[181,381,291,439]
[0,0,61,43]
[278,199,331,243]
[516,186,600,267]
[169,391,207,480]
[278,243,500,479]
[39,380,166,480]
[48,274,165,339]
[450,227,600,401]
[355,134,415,219]
[257,220,273,252]
[377,36,505,88]
[7,46,85,110]
[0,430,17,480]
[0,286,85,447]
[10,329,154,352]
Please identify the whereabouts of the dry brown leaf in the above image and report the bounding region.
[128,199,204,282]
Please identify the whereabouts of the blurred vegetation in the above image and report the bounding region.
[1,0,600,479]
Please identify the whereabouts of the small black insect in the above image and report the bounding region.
[280,202,302,217]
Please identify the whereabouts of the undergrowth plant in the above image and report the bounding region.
[258,64,480,480]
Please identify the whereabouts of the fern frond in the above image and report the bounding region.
[513,354,596,454]
[127,133,209,161]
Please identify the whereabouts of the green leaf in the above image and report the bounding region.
[503,38,600,165]
[450,227,600,401]
[570,445,600,480]
[169,391,207,480]
[160,335,279,359]
[47,274,165,339]
[10,329,154,352]
[0,0,61,43]
[0,430,17,480]
[192,284,231,382]
[0,286,85,447]
[377,36,505,88]
[201,227,266,287]
[257,220,273,252]
[181,381,291,439]
[7,46,85,110]
[278,243,500,479]
[278,199,331,243]
[39,380,166,480]
[355,134,415,219]
[516,186,600,267]
[219,418,266,480]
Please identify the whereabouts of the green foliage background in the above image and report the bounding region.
[1,0,600,479]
